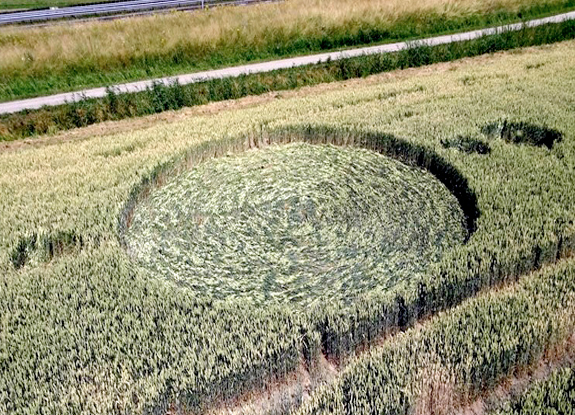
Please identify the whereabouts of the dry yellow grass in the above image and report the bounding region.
[0,0,564,76]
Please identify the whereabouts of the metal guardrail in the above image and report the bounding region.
[0,0,276,25]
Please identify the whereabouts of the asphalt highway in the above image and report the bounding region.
[0,0,260,25]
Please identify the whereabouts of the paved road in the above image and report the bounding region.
[0,0,265,25]
[1,10,574,115]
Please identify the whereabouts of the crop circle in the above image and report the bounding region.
[125,143,466,306]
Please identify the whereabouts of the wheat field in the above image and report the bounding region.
[2,41,575,413]
[126,143,465,305]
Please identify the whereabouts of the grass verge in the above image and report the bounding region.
[1,0,574,100]
[0,0,116,11]
[3,18,575,141]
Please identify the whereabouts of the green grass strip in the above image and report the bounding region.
[0,0,117,10]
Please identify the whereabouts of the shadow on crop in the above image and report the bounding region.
[481,120,563,149]
[10,231,92,270]
[441,136,491,155]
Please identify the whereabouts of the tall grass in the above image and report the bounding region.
[2,18,575,141]
[0,0,574,100]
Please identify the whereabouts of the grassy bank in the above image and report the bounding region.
[1,0,574,100]
[3,18,575,142]
[2,39,575,413]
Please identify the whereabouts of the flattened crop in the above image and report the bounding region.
[125,143,465,306]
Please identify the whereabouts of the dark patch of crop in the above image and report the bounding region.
[441,136,491,154]
[482,120,563,149]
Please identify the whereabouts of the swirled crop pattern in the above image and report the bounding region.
[125,143,465,306]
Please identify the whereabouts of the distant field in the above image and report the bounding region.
[2,40,575,413]
[0,0,114,10]
[0,0,574,101]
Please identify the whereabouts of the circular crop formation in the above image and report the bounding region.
[125,143,466,306]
